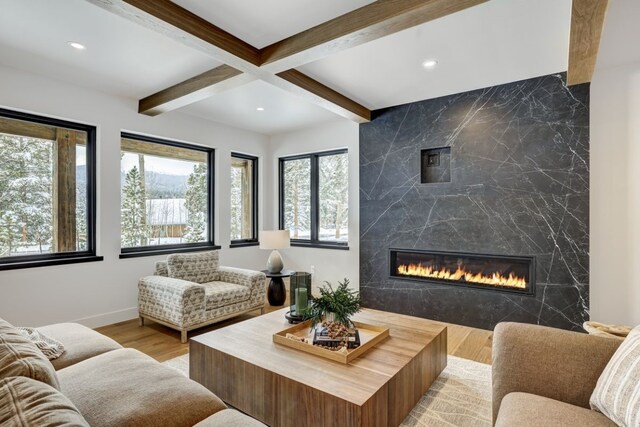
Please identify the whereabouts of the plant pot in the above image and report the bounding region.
[323,312,336,323]
[322,313,356,329]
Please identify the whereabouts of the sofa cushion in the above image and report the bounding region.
[0,376,89,427]
[36,323,122,370]
[57,348,226,427]
[0,318,60,390]
[202,282,251,310]
[590,324,640,426]
[194,409,266,427]
[167,251,220,284]
[496,392,616,427]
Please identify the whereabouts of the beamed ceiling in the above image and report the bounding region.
[0,0,609,135]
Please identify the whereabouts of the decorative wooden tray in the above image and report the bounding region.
[273,320,389,364]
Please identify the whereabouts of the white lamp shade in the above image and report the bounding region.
[260,230,290,250]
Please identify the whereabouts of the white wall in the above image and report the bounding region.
[590,61,640,326]
[0,65,270,327]
[267,120,359,292]
[589,0,640,326]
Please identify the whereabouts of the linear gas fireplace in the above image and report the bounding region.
[389,249,536,295]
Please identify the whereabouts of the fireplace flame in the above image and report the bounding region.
[396,263,527,289]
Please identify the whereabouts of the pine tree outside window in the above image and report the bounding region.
[0,108,100,270]
[230,153,258,247]
[279,149,349,249]
[119,133,216,257]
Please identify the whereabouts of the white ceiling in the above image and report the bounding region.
[179,80,340,135]
[0,0,575,135]
[298,0,572,109]
[596,0,640,70]
[172,0,375,49]
[0,0,220,98]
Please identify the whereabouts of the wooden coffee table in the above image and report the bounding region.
[190,308,447,427]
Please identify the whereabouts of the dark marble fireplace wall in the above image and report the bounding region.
[359,73,590,331]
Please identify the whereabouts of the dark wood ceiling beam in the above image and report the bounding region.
[139,65,255,116]
[270,70,371,123]
[260,0,489,73]
[567,0,609,86]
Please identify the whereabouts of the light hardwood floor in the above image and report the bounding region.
[96,302,493,365]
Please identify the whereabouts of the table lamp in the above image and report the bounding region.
[260,230,290,273]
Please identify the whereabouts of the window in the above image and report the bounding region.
[279,150,348,249]
[0,108,100,270]
[230,153,258,247]
[119,133,217,257]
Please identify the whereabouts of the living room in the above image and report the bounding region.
[0,0,639,426]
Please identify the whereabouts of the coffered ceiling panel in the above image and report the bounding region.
[0,0,220,98]
[172,0,376,49]
[179,80,340,135]
[298,0,572,109]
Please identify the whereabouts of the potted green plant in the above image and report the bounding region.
[309,278,362,328]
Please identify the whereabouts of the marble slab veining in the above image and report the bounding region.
[359,73,590,331]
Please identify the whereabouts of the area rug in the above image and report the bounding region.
[163,354,492,427]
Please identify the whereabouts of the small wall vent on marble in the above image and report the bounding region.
[389,249,536,296]
[420,147,451,183]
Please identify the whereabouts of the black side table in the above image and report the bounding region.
[261,269,293,306]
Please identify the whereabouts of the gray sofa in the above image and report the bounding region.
[139,251,266,343]
[0,317,264,426]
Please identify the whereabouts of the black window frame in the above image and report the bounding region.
[0,108,102,271]
[119,132,219,259]
[279,149,349,250]
[230,152,259,248]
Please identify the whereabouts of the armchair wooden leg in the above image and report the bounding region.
[181,330,188,344]
[260,307,265,315]
[139,316,145,327]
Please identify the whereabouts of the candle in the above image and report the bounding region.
[296,287,308,314]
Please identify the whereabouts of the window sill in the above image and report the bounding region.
[0,255,104,271]
[229,241,260,248]
[290,242,349,251]
[119,245,221,259]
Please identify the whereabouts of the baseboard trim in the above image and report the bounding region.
[73,307,138,329]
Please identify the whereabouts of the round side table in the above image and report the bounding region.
[261,269,293,306]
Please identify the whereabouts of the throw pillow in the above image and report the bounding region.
[0,376,89,427]
[167,251,220,284]
[17,327,65,360]
[0,318,60,390]
[590,325,640,426]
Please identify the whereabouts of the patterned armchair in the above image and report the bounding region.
[138,251,266,342]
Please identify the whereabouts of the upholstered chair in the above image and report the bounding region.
[138,251,266,342]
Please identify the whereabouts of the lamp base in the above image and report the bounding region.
[266,250,284,273]
[267,277,286,306]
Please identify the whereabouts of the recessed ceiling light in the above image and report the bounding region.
[422,59,438,69]
[67,41,86,50]
[256,107,265,111]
